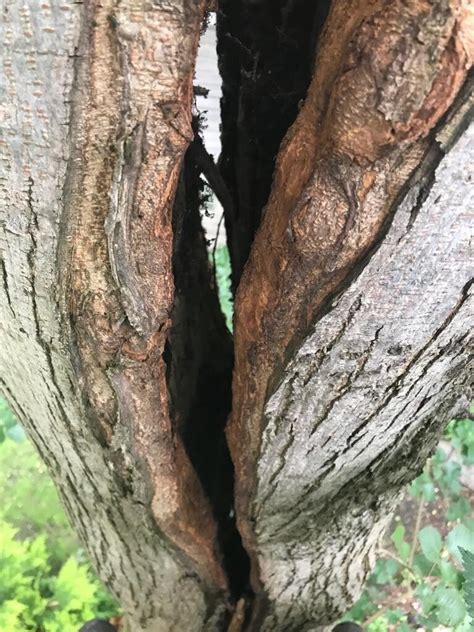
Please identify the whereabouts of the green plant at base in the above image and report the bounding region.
[0,519,117,631]
[0,401,119,629]
[0,438,77,566]
[342,415,474,631]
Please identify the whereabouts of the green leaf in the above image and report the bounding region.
[372,558,400,585]
[460,547,474,623]
[447,524,474,562]
[447,497,471,521]
[454,614,474,632]
[442,461,462,495]
[344,589,378,621]
[434,584,466,626]
[418,526,442,563]
[391,524,411,563]
[445,418,474,466]
[438,559,462,587]
[53,557,96,612]
[416,582,437,614]
[0,600,27,631]
[367,616,389,632]
[409,472,436,502]
[385,608,405,624]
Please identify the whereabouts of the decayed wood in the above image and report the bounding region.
[1,0,473,630]
[228,0,473,627]
[0,1,229,630]
[216,0,330,289]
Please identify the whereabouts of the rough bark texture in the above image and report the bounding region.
[0,1,231,630]
[227,0,473,628]
[240,121,474,631]
[0,0,473,631]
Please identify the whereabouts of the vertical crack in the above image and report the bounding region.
[0,258,14,317]
[25,177,64,402]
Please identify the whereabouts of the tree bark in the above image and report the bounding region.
[0,1,231,630]
[0,1,472,631]
[226,1,473,628]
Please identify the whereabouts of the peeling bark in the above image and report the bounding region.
[0,1,230,630]
[61,0,227,591]
[0,0,473,631]
[228,0,473,628]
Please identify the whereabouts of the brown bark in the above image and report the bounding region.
[62,0,230,590]
[227,0,473,627]
[0,0,472,631]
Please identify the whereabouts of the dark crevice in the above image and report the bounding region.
[181,0,333,612]
[217,0,331,290]
[166,122,250,601]
[168,1,333,606]
[0,257,14,316]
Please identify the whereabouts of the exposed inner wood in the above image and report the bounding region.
[60,0,227,594]
[169,127,250,599]
[228,0,473,608]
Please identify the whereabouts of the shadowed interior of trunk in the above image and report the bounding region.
[162,2,332,616]
[161,2,472,627]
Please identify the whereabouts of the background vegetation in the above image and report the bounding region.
[0,247,471,630]
[0,400,119,631]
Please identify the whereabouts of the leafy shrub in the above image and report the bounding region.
[0,519,117,631]
[342,414,474,631]
[0,401,119,630]
[0,438,77,566]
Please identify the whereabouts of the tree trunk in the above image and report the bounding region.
[0,1,472,631]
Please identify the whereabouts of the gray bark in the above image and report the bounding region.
[0,1,472,631]
[0,1,227,631]
[252,121,473,630]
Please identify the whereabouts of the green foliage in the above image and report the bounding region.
[460,547,474,623]
[343,414,474,631]
[0,399,23,443]
[0,438,77,565]
[418,526,442,563]
[371,558,400,585]
[0,519,117,631]
[212,245,233,330]
[0,400,119,629]
[391,524,410,564]
[446,416,474,466]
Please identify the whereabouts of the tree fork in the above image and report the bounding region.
[0,1,472,631]
[1,1,232,630]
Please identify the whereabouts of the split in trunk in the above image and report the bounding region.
[0,1,472,630]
